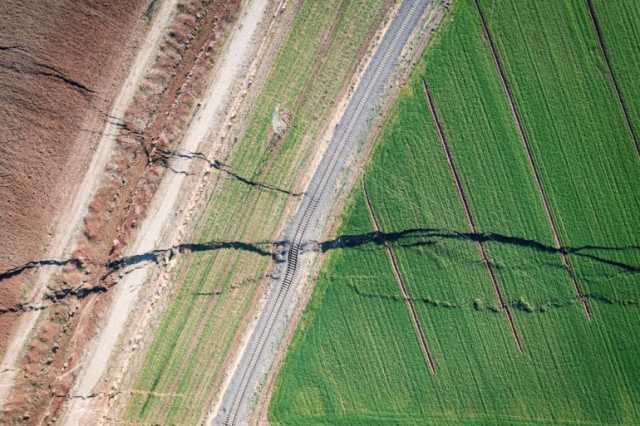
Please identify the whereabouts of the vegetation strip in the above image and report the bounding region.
[584,0,640,157]
[125,1,393,422]
[271,2,640,422]
[473,0,592,319]
[362,182,437,374]
[422,79,523,352]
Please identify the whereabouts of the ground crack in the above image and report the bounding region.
[156,148,304,197]
[345,282,640,314]
[0,258,83,281]
[0,239,285,316]
[1,229,637,316]
[0,48,95,97]
[318,228,640,274]
[52,390,120,400]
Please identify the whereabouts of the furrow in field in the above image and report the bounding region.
[584,0,640,157]
[271,1,640,422]
[473,0,591,319]
[422,79,523,352]
[589,0,640,162]
[362,182,437,374]
[478,0,640,300]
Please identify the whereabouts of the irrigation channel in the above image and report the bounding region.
[212,0,431,424]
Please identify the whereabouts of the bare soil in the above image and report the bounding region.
[0,0,242,424]
[0,0,147,359]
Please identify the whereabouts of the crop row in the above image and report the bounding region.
[271,0,640,423]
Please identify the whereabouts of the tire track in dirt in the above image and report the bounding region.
[473,0,592,320]
[362,181,436,374]
[584,0,640,158]
[422,79,524,352]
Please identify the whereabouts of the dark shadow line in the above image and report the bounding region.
[3,228,639,286]
[0,59,95,97]
[102,240,283,280]
[156,149,304,197]
[0,258,82,281]
[320,228,640,273]
[2,228,638,316]
[0,45,26,52]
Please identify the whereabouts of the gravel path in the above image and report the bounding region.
[211,1,431,424]
[61,1,270,424]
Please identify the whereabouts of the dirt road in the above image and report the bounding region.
[61,1,270,424]
[211,1,431,424]
[0,0,178,408]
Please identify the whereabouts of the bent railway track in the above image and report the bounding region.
[214,1,431,424]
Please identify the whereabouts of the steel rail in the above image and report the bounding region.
[218,1,428,424]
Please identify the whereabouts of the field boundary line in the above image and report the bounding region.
[362,181,437,375]
[473,0,592,320]
[584,0,640,157]
[422,79,524,352]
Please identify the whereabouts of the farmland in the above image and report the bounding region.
[270,1,640,424]
[123,0,390,423]
[589,0,640,153]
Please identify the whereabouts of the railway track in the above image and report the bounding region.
[214,1,430,424]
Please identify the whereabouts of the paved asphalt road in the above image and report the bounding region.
[212,1,431,424]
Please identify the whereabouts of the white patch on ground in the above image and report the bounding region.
[271,105,288,137]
